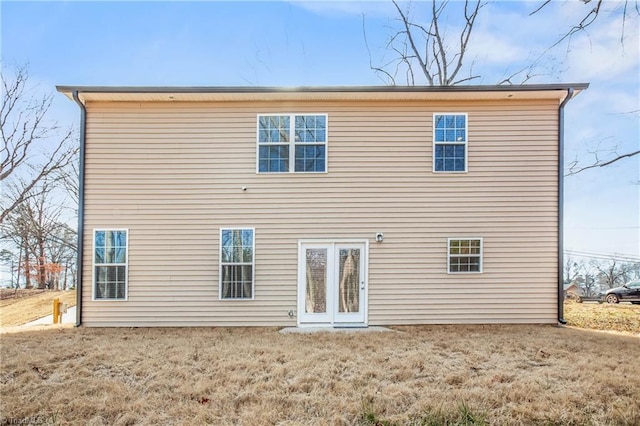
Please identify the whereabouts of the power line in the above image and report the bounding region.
[565,250,640,263]
[566,226,640,230]
[565,250,639,262]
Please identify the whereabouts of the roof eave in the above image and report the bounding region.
[57,83,589,103]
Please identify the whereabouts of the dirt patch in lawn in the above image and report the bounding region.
[564,300,640,336]
[1,325,638,425]
[0,290,76,327]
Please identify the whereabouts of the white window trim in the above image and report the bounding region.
[219,227,256,300]
[256,113,328,174]
[447,237,483,274]
[433,112,468,173]
[92,228,129,301]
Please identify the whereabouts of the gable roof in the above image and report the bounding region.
[57,84,589,104]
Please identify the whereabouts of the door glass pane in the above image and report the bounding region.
[339,248,360,313]
[305,249,327,313]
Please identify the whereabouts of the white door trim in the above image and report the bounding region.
[297,239,369,327]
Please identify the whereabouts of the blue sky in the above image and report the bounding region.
[2,0,638,260]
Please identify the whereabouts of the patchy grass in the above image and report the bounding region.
[564,301,640,335]
[0,290,76,327]
[1,325,638,425]
[361,398,489,426]
[0,288,46,300]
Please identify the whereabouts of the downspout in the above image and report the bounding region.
[72,90,86,327]
[557,87,575,325]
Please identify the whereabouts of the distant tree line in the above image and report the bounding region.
[564,255,640,298]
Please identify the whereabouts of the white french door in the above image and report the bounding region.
[298,241,367,326]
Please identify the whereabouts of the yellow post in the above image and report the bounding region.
[53,298,60,324]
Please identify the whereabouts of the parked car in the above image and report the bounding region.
[603,280,640,304]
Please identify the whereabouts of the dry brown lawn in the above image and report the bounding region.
[564,300,640,335]
[1,324,638,425]
[0,289,76,327]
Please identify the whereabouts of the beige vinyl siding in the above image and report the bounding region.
[81,99,559,326]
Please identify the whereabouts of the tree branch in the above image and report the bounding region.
[392,0,434,85]
[362,14,398,85]
[529,0,552,16]
[565,150,640,176]
[446,0,482,85]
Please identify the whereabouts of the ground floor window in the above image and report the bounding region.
[93,229,128,300]
[220,228,254,299]
[448,238,482,273]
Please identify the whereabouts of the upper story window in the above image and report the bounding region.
[258,114,327,173]
[94,229,128,300]
[433,113,467,172]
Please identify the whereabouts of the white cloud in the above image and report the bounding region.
[466,29,527,65]
[562,15,640,82]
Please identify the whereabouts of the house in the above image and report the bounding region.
[57,84,588,327]
[563,283,582,299]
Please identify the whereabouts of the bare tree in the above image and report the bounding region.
[45,223,76,290]
[593,258,634,290]
[579,273,599,298]
[564,256,581,285]
[570,260,599,297]
[1,180,76,289]
[30,182,64,288]
[1,201,35,288]
[1,65,78,223]
[366,0,483,86]
[370,1,639,85]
